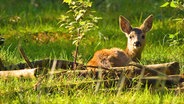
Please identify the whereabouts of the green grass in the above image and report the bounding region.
[0,0,184,103]
[1,77,184,104]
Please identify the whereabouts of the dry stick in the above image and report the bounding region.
[73,29,81,70]
[86,62,168,77]
[127,62,167,76]
[73,45,79,70]
[116,72,126,96]
[0,68,37,78]
[0,58,5,70]
[34,75,45,91]
[136,66,145,90]
[94,68,103,93]
[48,60,57,82]
[18,45,33,68]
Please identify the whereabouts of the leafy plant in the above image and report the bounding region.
[160,0,184,46]
[167,31,184,46]
[160,0,184,10]
[58,0,101,69]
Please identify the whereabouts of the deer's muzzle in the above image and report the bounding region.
[133,41,141,47]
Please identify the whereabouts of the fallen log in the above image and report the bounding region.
[109,61,180,76]
[2,58,180,76]
[0,56,182,89]
[144,62,180,75]
[0,60,180,79]
[84,61,180,78]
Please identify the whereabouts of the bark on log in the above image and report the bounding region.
[3,59,85,70]
[144,62,180,75]
[85,61,180,78]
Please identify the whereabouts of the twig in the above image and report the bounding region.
[48,60,57,83]
[136,66,145,90]
[116,72,126,96]
[18,45,33,68]
[94,68,103,93]
[34,75,45,91]
[0,58,5,70]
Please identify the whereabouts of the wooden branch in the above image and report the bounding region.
[144,62,180,75]
[108,61,180,76]
[18,45,33,68]
[0,68,37,78]
[84,61,180,78]
[0,59,5,71]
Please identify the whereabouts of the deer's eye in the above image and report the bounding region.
[129,36,133,39]
[142,35,145,39]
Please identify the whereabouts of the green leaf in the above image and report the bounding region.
[173,18,183,21]
[160,2,169,7]
[72,40,78,45]
[63,0,72,4]
[75,13,83,21]
[59,15,69,21]
[170,1,177,8]
[79,21,85,25]
[169,34,175,39]
[85,1,92,7]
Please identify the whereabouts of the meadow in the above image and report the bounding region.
[0,0,184,103]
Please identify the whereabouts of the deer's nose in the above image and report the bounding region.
[134,41,141,47]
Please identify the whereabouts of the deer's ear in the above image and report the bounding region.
[140,15,153,33]
[119,16,132,35]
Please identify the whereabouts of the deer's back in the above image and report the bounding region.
[87,48,131,68]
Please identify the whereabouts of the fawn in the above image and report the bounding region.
[87,15,153,69]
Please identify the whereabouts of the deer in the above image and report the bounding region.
[87,15,153,70]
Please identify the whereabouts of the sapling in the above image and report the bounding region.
[59,0,101,69]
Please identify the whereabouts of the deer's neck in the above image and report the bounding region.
[125,46,144,62]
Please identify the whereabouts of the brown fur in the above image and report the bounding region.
[87,15,153,69]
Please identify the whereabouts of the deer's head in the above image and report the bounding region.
[119,15,153,61]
